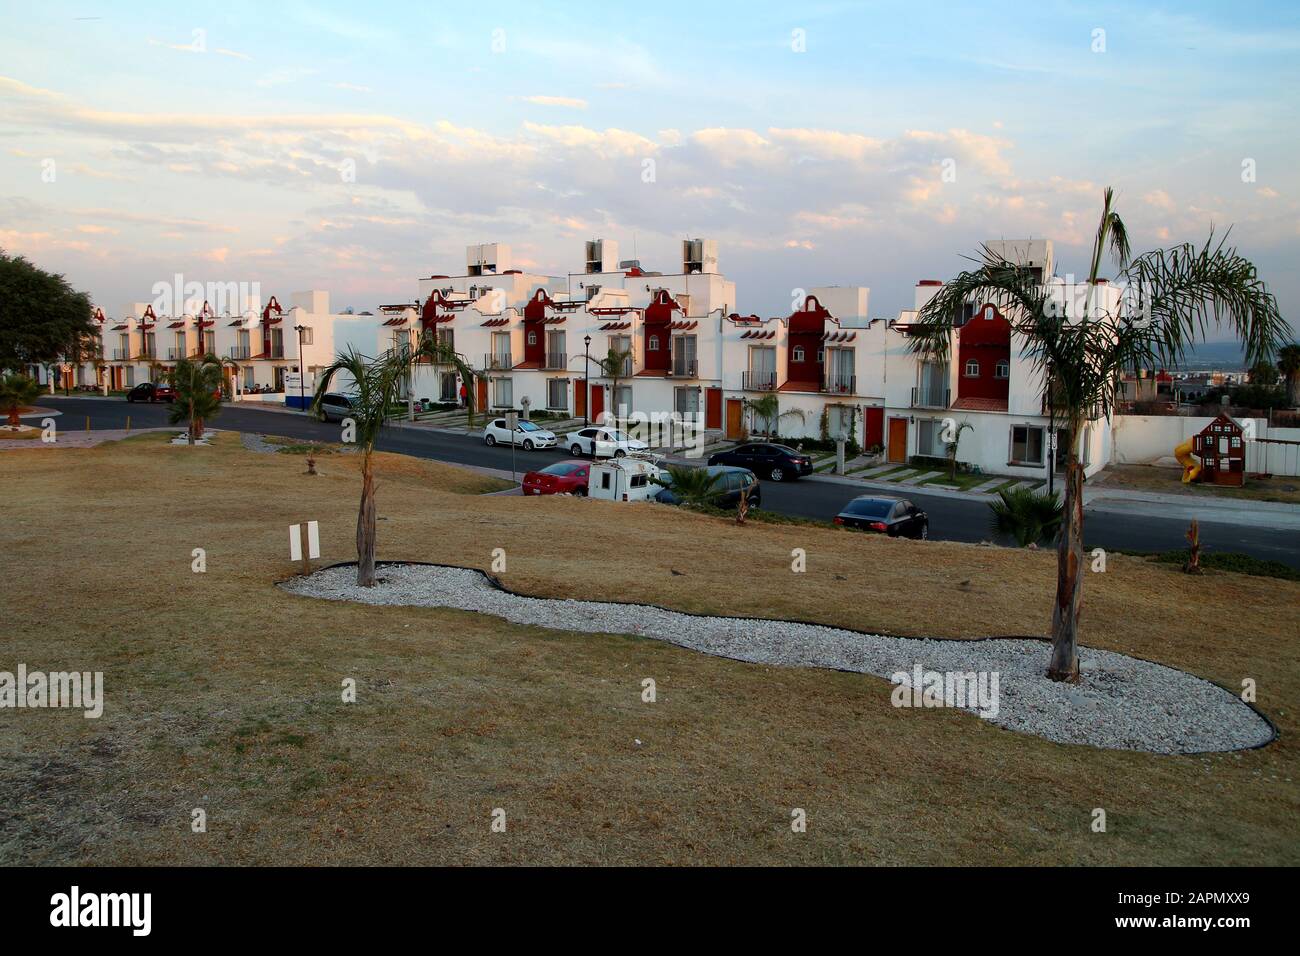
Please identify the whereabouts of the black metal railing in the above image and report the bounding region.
[484,353,513,370]
[824,374,857,395]
[742,370,777,390]
[912,385,950,408]
[544,352,567,370]
[670,357,698,377]
[229,346,251,360]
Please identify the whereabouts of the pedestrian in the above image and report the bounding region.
[459,381,468,408]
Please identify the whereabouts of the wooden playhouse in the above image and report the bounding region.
[1192,413,1247,486]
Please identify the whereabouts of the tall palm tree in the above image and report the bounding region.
[597,345,634,424]
[1277,343,1300,408]
[0,373,40,427]
[914,187,1286,682]
[168,353,230,443]
[314,339,476,587]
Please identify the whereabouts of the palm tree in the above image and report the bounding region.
[651,463,725,507]
[989,486,1063,547]
[743,393,805,438]
[596,345,634,425]
[314,339,476,587]
[945,420,973,481]
[914,187,1286,682]
[1277,343,1300,408]
[0,373,40,427]
[168,354,229,443]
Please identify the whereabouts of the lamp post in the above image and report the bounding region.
[293,324,307,412]
[583,334,592,426]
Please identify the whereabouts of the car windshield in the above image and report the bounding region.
[844,499,894,518]
[605,429,630,442]
[541,463,582,476]
[517,421,542,431]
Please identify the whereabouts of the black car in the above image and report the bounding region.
[315,393,355,423]
[707,442,814,481]
[653,465,762,509]
[125,382,175,403]
[834,496,928,538]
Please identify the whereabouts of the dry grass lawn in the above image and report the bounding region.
[1096,462,1300,504]
[1,431,1297,865]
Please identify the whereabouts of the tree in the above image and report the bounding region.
[1277,343,1300,408]
[651,464,725,507]
[0,373,40,427]
[314,338,474,587]
[597,345,634,424]
[1248,359,1279,386]
[989,486,1063,547]
[743,393,805,438]
[0,251,96,374]
[945,420,973,481]
[168,354,230,443]
[914,187,1286,682]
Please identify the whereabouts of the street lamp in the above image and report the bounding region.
[583,334,592,426]
[293,324,307,412]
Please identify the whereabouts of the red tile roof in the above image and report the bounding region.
[951,396,1009,412]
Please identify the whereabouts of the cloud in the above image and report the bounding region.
[521,95,588,109]
[331,82,373,93]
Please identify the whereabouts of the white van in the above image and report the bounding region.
[588,454,669,502]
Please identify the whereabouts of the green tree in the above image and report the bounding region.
[1248,359,1279,386]
[945,420,973,481]
[0,373,40,427]
[597,345,634,424]
[989,486,1064,547]
[168,354,230,443]
[1276,343,1300,408]
[913,187,1286,681]
[0,251,96,374]
[743,393,804,438]
[651,464,725,507]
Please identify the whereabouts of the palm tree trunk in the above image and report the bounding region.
[356,450,377,587]
[1048,419,1085,682]
[7,404,20,428]
[1288,371,1300,409]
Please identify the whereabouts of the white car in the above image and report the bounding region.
[564,426,650,458]
[483,417,558,450]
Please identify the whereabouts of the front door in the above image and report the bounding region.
[705,387,722,429]
[888,417,908,463]
[725,398,744,439]
[589,383,605,424]
[865,406,884,449]
[475,377,488,412]
[574,379,587,419]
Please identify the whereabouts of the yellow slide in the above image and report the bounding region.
[1175,437,1201,483]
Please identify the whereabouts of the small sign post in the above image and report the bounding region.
[290,521,321,575]
[505,411,518,483]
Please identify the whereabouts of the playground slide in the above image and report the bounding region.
[1175,437,1200,483]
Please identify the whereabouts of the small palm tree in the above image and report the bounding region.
[652,464,725,507]
[0,373,40,427]
[314,339,476,587]
[743,393,804,438]
[597,346,634,424]
[915,187,1286,680]
[989,486,1063,547]
[168,354,228,443]
[945,420,973,481]
[1277,343,1300,408]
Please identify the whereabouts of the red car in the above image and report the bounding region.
[522,460,591,496]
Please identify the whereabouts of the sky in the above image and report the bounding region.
[1,0,1297,337]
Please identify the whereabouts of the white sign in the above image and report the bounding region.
[290,521,321,561]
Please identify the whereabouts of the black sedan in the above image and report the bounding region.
[707,442,814,481]
[126,382,175,403]
[653,466,762,509]
[834,496,929,538]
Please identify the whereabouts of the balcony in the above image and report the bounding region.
[669,357,698,378]
[168,347,187,360]
[260,348,286,360]
[228,346,251,360]
[1042,394,1104,421]
[912,385,951,409]
[742,370,777,391]
[483,353,513,371]
[134,349,156,361]
[111,348,129,360]
[543,352,567,370]
[824,374,857,395]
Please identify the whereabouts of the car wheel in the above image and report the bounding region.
[317,408,328,422]
[614,449,627,458]
[570,443,583,456]
[485,434,496,447]
[523,439,534,451]
[575,487,587,497]
[919,522,929,540]
[769,466,785,481]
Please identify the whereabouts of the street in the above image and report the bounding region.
[37,396,1300,567]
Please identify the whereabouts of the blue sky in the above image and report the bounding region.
[1,0,1297,336]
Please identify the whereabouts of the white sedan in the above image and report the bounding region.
[564,426,650,458]
[483,418,558,450]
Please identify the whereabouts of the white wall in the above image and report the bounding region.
[1112,415,1300,476]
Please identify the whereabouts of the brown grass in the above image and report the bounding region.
[1096,463,1300,504]
[1,430,1297,865]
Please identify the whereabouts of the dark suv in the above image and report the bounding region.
[707,443,814,481]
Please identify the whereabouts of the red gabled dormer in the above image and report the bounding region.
[518,288,554,368]
[781,294,831,390]
[953,302,1011,410]
[640,289,680,374]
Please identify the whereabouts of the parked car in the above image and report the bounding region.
[483,417,558,450]
[708,442,813,481]
[653,465,762,509]
[564,426,650,458]
[522,460,591,496]
[315,392,355,423]
[834,496,929,538]
[126,382,175,403]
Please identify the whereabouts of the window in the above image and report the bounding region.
[984,306,995,320]
[242,367,254,389]
[816,349,824,364]
[601,472,611,490]
[527,331,537,346]
[300,327,314,345]
[964,359,980,377]
[1010,425,1045,465]
[492,378,513,408]
[916,418,948,458]
[792,346,805,363]
[630,475,648,488]
[994,359,1009,379]
[547,378,567,410]
[648,335,660,351]
[614,385,632,414]
[675,387,700,415]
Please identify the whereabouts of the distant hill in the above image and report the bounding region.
[1170,341,1248,372]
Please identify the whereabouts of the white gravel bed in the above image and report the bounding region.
[280,563,1274,755]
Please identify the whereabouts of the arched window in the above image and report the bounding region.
[527,331,537,346]
[792,346,805,363]
[964,359,980,377]
[984,306,995,320]
[994,359,1009,379]
[648,336,660,351]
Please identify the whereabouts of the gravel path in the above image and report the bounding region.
[280,563,1274,755]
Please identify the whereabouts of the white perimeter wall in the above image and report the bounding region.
[1112,415,1300,476]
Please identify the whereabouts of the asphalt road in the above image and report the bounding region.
[38,396,1300,567]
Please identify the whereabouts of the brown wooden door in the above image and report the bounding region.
[887,417,908,463]
[864,406,884,449]
[705,387,722,429]
[589,383,605,424]
[725,398,744,439]
[574,379,587,419]
[475,377,488,411]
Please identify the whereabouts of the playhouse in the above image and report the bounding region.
[1189,413,1247,486]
